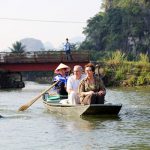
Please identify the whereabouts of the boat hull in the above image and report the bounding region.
[43,101,122,116]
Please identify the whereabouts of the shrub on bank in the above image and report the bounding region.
[102,62,150,87]
[97,51,150,87]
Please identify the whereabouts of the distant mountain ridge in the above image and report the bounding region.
[20,38,45,51]
[19,36,84,52]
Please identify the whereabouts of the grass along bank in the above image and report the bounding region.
[95,51,150,87]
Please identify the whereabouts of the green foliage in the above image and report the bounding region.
[80,0,150,55]
[139,71,150,85]
[145,73,150,84]
[136,76,146,86]
[103,68,116,86]
[115,68,125,81]
[89,50,108,61]
[106,51,127,64]
[126,75,136,86]
[96,50,150,87]
[9,41,26,53]
[137,53,149,64]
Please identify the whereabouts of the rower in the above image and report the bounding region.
[53,63,71,99]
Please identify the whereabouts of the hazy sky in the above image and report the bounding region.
[0,0,102,51]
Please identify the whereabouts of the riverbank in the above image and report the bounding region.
[94,51,150,87]
[96,62,150,87]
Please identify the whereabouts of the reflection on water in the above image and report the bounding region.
[0,82,150,150]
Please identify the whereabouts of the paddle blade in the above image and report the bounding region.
[17,81,59,112]
[18,105,29,111]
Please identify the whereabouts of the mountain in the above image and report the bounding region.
[44,41,54,50]
[20,38,45,51]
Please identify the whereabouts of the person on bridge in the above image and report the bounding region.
[78,63,106,105]
[53,63,70,99]
[66,65,86,105]
[64,38,73,61]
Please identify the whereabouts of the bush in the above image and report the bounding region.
[127,75,137,86]
[106,50,127,65]
[115,68,125,81]
[136,76,146,86]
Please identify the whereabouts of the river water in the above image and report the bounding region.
[0,82,150,150]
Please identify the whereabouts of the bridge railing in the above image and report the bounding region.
[0,51,90,63]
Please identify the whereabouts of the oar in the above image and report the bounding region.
[18,81,59,111]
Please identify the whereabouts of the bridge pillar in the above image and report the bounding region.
[0,71,25,89]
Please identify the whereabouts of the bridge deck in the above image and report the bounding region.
[0,51,90,72]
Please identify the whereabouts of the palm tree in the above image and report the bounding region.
[9,41,26,53]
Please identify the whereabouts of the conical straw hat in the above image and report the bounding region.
[54,63,71,74]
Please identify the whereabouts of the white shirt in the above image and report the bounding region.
[64,42,71,51]
[67,74,86,93]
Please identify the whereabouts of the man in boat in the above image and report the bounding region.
[53,63,71,99]
[67,65,86,104]
[78,63,106,105]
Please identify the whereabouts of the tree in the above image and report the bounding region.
[9,41,26,53]
[80,0,150,56]
[81,12,107,51]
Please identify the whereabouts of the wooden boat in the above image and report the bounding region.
[43,93,122,116]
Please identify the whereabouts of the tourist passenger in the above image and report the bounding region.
[64,38,73,61]
[67,65,86,105]
[78,63,106,105]
[53,63,70,98]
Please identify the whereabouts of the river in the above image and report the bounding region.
[0,82,150,150]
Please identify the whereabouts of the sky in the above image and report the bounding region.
[0,0,102,51]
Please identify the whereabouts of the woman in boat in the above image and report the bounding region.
[78,63,106,105]
[53,63,71,99]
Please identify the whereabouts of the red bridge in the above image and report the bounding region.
[0,51,90,88]
[0,51,90,72]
